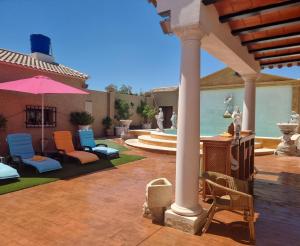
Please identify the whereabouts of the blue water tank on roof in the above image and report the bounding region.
[30,34,51,55]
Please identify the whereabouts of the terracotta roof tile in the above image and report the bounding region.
[0,48,88,80]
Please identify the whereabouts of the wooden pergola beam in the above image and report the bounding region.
[220,1,300,23]
[232,17,300,36]
[260,57,300,66]
[242,31,300,46]
[249,42,300,53]
[256,51,300,60]
[148,0,157,7]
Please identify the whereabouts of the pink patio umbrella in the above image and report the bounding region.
[0,75,89,152]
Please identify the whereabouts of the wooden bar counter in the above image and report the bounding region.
[201,133,255,199]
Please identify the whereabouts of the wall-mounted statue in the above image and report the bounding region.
[155,108,164,132]
[290,111,300,134]
[290,111,300,124]
[170,112,177,129]
[232,106,242,139]
[223,94,233,118]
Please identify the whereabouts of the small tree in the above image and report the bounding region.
[102,116,112,130]
[115,99,131,120]
[118,84,133,95]
[137,100,156,123]
[105,83,118,92]
[70,111,94,126]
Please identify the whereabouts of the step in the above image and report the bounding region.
[255,148,275,156]
[150,131,177,140]
[129,129,151,137]
[125,139,176,155]
[125,139,203,156]
[138,135,177,148]
[255,142,263,149]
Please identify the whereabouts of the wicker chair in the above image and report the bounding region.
[201,171,255,242]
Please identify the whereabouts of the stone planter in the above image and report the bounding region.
[78,125,91,130]
[143,178,172,224]
[276,123,298,156]
[120,120,132,139]
[115,126,125,137]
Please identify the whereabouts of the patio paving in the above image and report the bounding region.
[0,143,299,246]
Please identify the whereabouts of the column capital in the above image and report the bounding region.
[241,73,261,83]
[174,25,206,41]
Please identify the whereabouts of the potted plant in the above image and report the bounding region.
[102,116,114,136]
[0,114,7,130]
[137,101,156,129]
[114,99,132,136]
[70,111,94,130]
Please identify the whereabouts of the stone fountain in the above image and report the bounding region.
[275,123,298,156]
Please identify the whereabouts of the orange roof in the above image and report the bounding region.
[0,48,88,80]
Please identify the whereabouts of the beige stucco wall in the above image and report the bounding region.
[86,90,108,137]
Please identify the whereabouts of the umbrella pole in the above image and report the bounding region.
[42,94,44,153]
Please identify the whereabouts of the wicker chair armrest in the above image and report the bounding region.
[206,179,253,199]
[202,171,249,193]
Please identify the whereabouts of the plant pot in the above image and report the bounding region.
[115,126,125,137]
[143,178,173,224]
[78,125,91,130]
[142,123,152,129]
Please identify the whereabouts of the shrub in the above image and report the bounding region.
[118,84,133,95]
[137,100,156,123]
[105,84,117,92]
[70,111,94,126]
[102,116,112,129]
[115,99,131,120]
[0,114,7,129]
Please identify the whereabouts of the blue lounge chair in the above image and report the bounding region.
[7,133,62,173]
[0,162,20,180]
[78,130,119,159]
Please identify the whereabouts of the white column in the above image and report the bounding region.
[171,27,205,217]
[241,74,259,132]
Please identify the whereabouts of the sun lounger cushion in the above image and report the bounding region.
[78,130,119,156]
[0,163,20,180]
[92,146,119,155]
[7,133,35,159]
[22,158,62,173]
[78,130,96,148]
[7,133,62,173]
[67,151,98,164]
[54,131,99,164]
[53,131,75,153]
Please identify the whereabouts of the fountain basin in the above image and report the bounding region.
[277,123,298,134]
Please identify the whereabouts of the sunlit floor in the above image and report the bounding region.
[0,143,299,246]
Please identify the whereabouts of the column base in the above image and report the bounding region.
[164,209,207,235]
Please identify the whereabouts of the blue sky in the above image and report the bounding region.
[1,0,299,92]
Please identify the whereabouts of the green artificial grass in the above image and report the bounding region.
[0,140,144,195]
[0,178,58,195]
[96,139,128,152]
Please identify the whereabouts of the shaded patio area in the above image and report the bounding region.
[0,145,299,245]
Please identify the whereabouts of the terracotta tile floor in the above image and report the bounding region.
[0,144,300,246]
